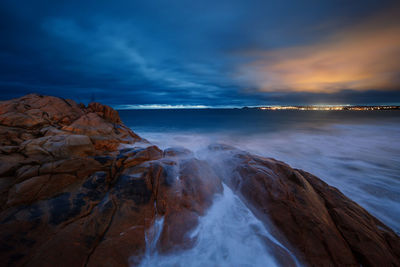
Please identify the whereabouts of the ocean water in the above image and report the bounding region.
[119,109,400,266]
[138,184,300,267]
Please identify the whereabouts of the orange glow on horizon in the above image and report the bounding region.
[237,7,400,93]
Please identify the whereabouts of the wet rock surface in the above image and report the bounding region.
[0,94,399,267]
[208,145,400,267]
[0,95,222,266]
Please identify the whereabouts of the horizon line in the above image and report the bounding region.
[114,103,400,110]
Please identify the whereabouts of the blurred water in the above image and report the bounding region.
[139,185,300,267]
[119,109,400,266]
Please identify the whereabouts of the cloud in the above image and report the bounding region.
[1,0,399,105]
[237,7,400,93]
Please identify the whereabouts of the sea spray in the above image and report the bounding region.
[133,122,400,234]
[138,184,301,267]
[136,216,165,265]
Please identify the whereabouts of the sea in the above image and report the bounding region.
[119,109,400,266]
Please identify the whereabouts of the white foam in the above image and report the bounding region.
[132,122,400,266]
[136,123,400,234]
[138,185,300,267]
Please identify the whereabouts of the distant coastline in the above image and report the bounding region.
[256,105,400,111]
[115,105,400,111]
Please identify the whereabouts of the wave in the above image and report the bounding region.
[135,123,400,234]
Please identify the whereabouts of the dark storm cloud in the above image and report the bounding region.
[0,0,399,106]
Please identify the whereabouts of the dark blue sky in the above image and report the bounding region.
[1,0,399,107]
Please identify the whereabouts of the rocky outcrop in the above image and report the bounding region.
[0,94,222,266]
[87,102,122,124]
[208,145,400,267]
[0,94,399,267]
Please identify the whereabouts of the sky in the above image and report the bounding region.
[1,0,400,107]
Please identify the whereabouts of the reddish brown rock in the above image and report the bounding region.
[209,145,400,267]
[122,146,163,168]
[15,164,40,183]
[299,170,400,267]
[155,158,223,253]
[0,154,25,177]
[164,146,193,157]
[7,175,51,206]
[62,113,114,135]
[88,102,122,124]
[90,136,121,151]
[86,152,223,266]
[0,94,84,128]
[0,95,223,267]
[20,134,95,159]
[0,94,399,267]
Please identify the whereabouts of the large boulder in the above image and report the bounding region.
[208,145,400,267]
[86,153,223,266]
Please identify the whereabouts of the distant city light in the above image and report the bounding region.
[259,105,399,111]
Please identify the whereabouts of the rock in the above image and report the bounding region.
[64,135,94,155]
[0,177,16,207]
[20,135,94,159]
[156,158,223,253]
[0,94,398,267]
[39,158,103,176]
[86,157,223,266]
[15,165,40,183]
[28,193,118,267]
[62,113,114,136]
[88,102,122,123]
[0,154,25,177]
[90,136,121,151]
[7,175,51,206]
[0,94,84,128]
[0,145,19,154]
[164,147,193,157]
[209,146,400,267]
[299,170,400,267]
[0,94,225,267]
[0,126,27,146]
[122,146,163,168]
[0,111,47,128]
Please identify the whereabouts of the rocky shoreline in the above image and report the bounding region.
[0,94,399,266]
